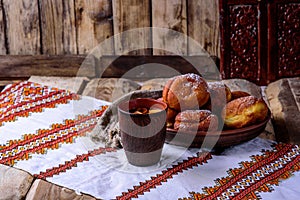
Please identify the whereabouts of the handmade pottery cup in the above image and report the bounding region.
[118,98,167,166]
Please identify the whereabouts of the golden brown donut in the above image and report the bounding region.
[230,91,250,100]
[162,73,209,111]
[174,110,219,131]
[222,96,269,129]
[166,107,179,128]
[204,82,232,112]
[208,82,232,102]
[157,97,178,128]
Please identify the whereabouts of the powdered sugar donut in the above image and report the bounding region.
[162,73,209,111]
[174,110,218,131]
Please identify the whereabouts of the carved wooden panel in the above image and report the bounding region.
[276,3,300,78]
[228,5,259,82]
[220,0,267,85]
[220,0,299,85]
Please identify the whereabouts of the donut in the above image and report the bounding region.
[174,110,219,131]
[230,90,250,100]
[222,96,269,129]
[162,73,209,111]
[157,97,178,128]
[204,82,232,113]
[166,107,179,128]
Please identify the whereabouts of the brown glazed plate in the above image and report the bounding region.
[165,112,271,148]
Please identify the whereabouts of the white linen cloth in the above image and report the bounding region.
[0,81,299,200]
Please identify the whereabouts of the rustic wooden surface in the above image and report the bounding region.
[152,0,187,55]
[0,1,5,54]
[113,0,151,55]
[98,55,219,80]
[0,55,95,78]
[188,0,220,57]
[266,77,300,144]
[39,0,77,54]
[26,179,96,200]
[0,1,296,85]
[0,55,219,81]
[75,0,114,54]
[2,0,40,54]
[0,164,34,200]
[0,1,221,56]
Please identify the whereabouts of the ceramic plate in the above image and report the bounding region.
[165,112,271,148]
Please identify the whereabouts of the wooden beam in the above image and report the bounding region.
[98,55,220,80]
[0,55,96,78]
[0,55,220,81]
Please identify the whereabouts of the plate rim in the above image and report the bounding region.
[166,111,271,137]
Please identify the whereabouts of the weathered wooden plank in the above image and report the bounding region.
[0,1,6,54]
[2,0,40,54]
[98,55,219,80]
[188,0,220,56]
[75,0,113,54]
[0,164,34,200]
[39,0,77,54]
[112,0,151,55]
[0,55,95,77]
[152,0,187,55]
[26,179,96,200]
[266,77,300,144]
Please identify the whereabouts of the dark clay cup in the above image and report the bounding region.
[118,98,168,166]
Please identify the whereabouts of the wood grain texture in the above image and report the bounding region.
[266,77,300,144]
[98,55,219,80]
[39,0,77,54]
[0,1,6,54]
[2,0,40,54]
[0,55,95,77]
[152,0,187,55]
[188,0,220,57]
[112,0,151,55]
[26,179,96,200]
[0,164,34,200]
[75,0,113,54]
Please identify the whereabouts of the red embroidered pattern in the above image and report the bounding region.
[116,152,212,200]
[0,81,31,101]
[0,81,79,126]
[183,143,300,200]
[0,106,108,166]
[35,147,116,179]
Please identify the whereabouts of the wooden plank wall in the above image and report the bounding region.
[0,0,6,54]
[39,0,77,54]
[3,0,40,54]
[0,0,220,57]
